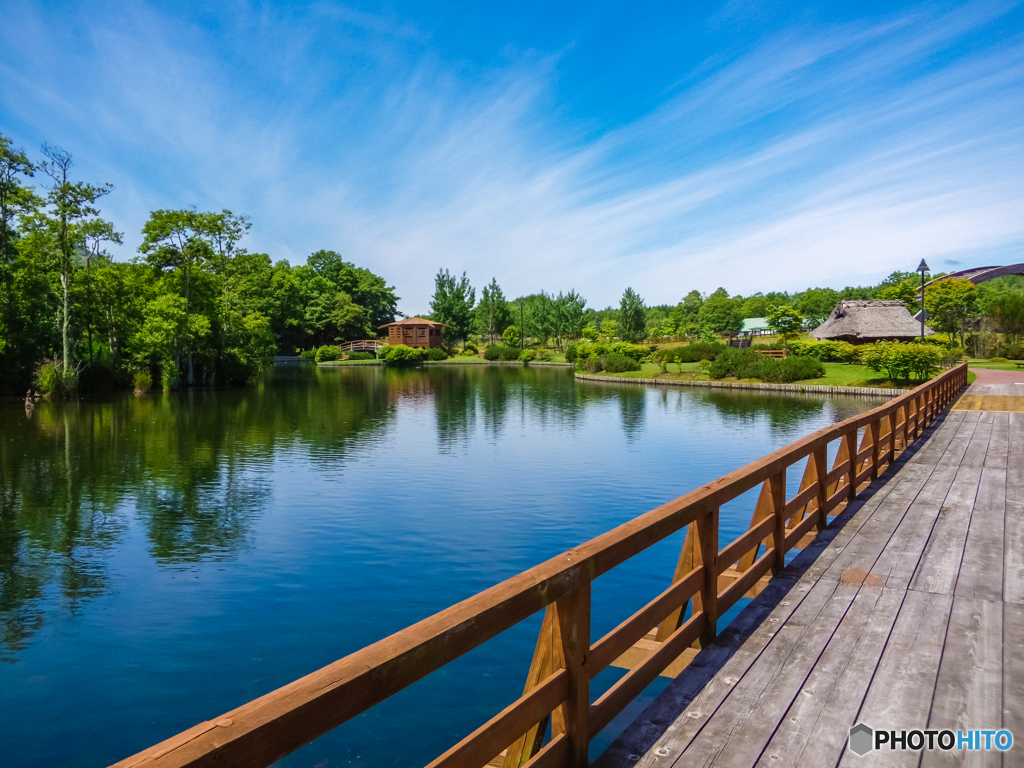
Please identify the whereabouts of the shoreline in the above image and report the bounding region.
[574,372,906,397]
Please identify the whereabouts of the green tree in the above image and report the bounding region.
[476,278,512,343]
[991,293,1024,345]
[502,324,521,347]
[670,290,703,332]
[554,290,586,344]
[794,287,839,326]
[877,279,920,314]
[26,145,117,373]
[766,304,805,349]
[925,277,978,346]
[618,287,647,342]
[696,288,742,334]
[430,269,475,347]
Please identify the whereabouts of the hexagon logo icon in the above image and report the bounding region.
[849,723,874,756]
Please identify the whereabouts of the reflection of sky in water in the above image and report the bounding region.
[0,365,882,767]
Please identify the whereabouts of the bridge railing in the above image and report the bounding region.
[112,364,968,768]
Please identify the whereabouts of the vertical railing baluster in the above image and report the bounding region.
[696,507,719,649]
[843,430,858,501]
[555,583,590,768]
[769,470,787,574]
[813,446,828,531]
[869,419,880,481]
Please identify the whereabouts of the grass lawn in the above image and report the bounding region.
[967,359,1024,370]
[581,361,934,389]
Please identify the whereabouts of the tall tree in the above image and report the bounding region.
[27,145,116,373]
[430,269,475,347]
[696,288,742,334]
[618,287,647,342]
[925,277,978,346]
[475,278,512,343]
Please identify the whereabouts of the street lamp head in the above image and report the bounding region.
[917,259,929,274]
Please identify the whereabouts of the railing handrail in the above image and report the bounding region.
[112,364,968,768]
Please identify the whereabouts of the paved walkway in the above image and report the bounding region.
[599,385,1022,767]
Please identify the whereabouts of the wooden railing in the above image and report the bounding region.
[337,339,386,353]
[112,364,969,768]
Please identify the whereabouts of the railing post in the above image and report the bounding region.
[869,419,880,481]
[555,582,591,768]
[843,430,858,501]
[696,507,719,648]
[813,446,828,531]
[769,471,787,575]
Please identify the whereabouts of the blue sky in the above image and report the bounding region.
[2,1,1023,312]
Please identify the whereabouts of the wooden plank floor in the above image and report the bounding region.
[597,387,1022,768]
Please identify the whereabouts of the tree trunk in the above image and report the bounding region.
[60,272,71,371]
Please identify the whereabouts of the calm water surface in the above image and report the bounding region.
[0,364,883,767]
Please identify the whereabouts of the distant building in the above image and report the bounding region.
[739,317,771,337]
[810,300,934,344]
[378,317,448,348]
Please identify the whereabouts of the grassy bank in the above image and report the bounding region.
[588,361,948,389]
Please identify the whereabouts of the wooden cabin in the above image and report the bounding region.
[378,317,448,348]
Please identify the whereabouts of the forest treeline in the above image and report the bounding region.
[0,134,398,394]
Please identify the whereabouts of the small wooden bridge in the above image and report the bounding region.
[337,339,386,354]
[114,365,1000,768]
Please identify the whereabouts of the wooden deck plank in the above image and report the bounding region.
[959,412,992,468]
[1003,602,1024,748]
[819,463,935,586]
[626,578,836,768]
[909,465,983,596]
[599,380,1018,768]
[921,597,1003,768]
[752,585,904,768]
[954,467,1006,603]
[936,414,980,467]
[836,589,953,768]
[668,582,859,768]
[983,412,1009,470]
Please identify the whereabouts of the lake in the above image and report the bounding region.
[0,363,884,767]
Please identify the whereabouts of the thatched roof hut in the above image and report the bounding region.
[810,300,934,343]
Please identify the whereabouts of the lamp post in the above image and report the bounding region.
[917,259,929,342]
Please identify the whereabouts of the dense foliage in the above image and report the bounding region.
[0,133,398,393]
[707,348,825,382]
[861,342,943,382]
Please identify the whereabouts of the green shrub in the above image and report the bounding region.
[315,345,342,363]
[788,339,860,363]
[708,348,823,382]
[602,353,641,373]
[1003,345,1023,360]
[299,349,317,359]
[862,341,942,381]
[133,369,152,393]
[484,345,503,361]
[565,343,578,362]
[381,344,427,364]
[346,351,375,361]
[673,342,726,363]
[463,341,479,353]
[34,359,77,397]
[987,357,1009,364]
[518,349,535,362]
[610,342,651,361]
[499,346,522,361]
[427,347,450,361]
[581,356,603,373]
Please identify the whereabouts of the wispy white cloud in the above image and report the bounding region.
[1,1,1022,311]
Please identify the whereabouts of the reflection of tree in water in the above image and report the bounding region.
[0,366,397,659]
[0,409,127,660]
[616,387,647,443]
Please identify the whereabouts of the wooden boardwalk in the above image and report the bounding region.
[598,385,1023,767]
